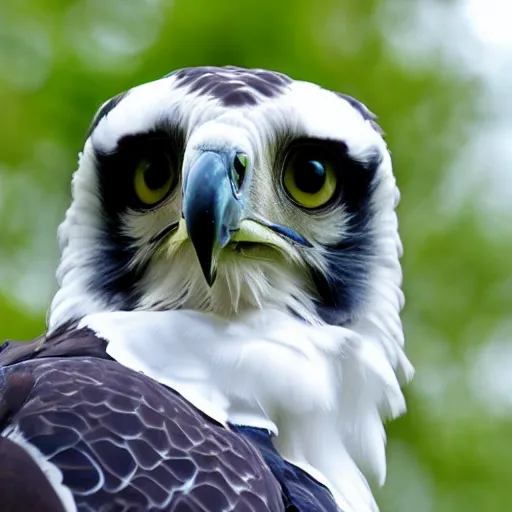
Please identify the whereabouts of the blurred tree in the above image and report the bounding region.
[0,0,510,511]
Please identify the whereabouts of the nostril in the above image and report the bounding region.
[232,153,248,192]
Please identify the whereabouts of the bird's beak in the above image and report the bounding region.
[182,150,242,285]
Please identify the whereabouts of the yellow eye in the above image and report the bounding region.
[133,156,175,207]
[283,147,337,209]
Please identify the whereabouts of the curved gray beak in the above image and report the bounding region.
[182,151,242,285]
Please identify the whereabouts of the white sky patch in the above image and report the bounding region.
[464,0,512,48]
[377,0,512,217]
[442,0,512,217]
[443,124,512,218]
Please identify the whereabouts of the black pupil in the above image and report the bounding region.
[232,154,246,190]
[294,158,326,194]
[143,160,170,190]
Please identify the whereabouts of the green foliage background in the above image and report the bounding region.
[1,1,510,510]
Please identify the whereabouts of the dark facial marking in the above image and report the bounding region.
[85,91,129,140]
[90,126,185,310]
[97,127,184,215]
[312,147,383,325]
[252,69,291,86]
[149,221,180,246]
[335,92,384,136]
[222,90,259,107]
[275,136,382,325]
[170,66,292,107]
[261,221,313,247]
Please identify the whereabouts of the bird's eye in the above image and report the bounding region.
[133,155,176,207]
[231,152,248,193]
[283,146,337,209]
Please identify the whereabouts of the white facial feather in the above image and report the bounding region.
[47,69,413,512]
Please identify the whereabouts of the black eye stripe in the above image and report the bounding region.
[276,136,381,214]
[94,127,185,217]
[85,91,129,141]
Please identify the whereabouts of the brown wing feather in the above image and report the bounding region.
[0,326,111,367]
[0,329,285,512]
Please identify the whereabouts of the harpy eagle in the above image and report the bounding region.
[0,66,413,512]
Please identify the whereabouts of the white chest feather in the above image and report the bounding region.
[80,308,411,512]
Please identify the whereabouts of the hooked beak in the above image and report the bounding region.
[182,150,242,285]
[171,149,311,287]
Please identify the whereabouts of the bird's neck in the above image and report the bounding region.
[78,307,410,512]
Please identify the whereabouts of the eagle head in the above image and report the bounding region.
[47,66,413,512]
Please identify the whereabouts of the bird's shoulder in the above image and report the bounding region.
[0,329,284,511]
[0,324,110,366]
[0,328,339,512]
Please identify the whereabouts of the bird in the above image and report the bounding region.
[0,66,413,512]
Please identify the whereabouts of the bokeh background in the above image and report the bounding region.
[1,0,511,510]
